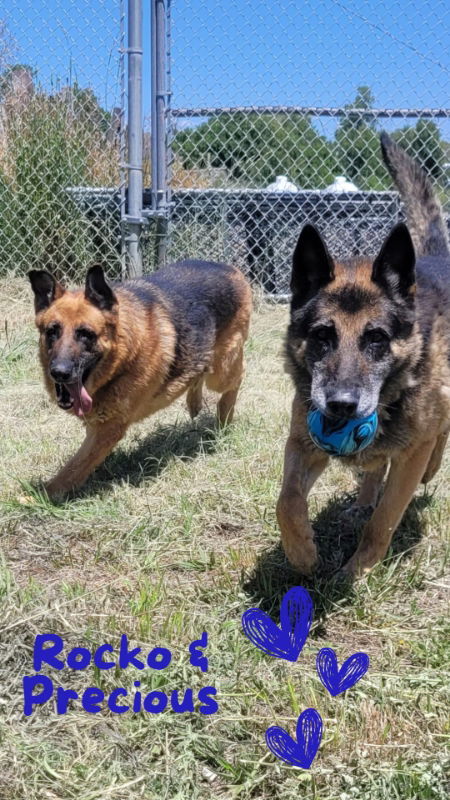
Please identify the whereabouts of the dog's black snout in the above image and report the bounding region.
[326,400,358,418]
[325,391,359,419]
[50,360,73,383]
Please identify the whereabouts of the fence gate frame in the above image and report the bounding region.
[124,0,143,276]
[149,0,170,268]
[122,0,170,275]
[123,1,450,283]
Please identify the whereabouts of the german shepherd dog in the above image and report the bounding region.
[277,133,450,577]
[28,261,252,498]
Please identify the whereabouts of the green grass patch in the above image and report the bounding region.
[0,282,449,799]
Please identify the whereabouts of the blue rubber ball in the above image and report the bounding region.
[307,408,378,456]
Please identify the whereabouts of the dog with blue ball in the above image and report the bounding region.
[276,134,450,577]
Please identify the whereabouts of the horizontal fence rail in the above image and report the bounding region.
[171,107,450,119]
[164,0,450,297]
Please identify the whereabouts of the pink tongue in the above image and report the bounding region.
[67,384,93,417]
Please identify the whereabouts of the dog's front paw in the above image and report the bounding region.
[43,481,66,502]
[282,533,318,575]
[339,557,360,579]
[340,547,382,579]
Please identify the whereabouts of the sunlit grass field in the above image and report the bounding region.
[0,277,449,799]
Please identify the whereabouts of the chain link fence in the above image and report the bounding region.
[166,0,450,297]
[0,0,125,283]
[0,2,449,295]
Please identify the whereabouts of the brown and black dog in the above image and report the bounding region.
[29,260,252,498]
[277,133,450,577]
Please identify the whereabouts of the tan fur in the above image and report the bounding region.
[421,429,449,484]
[278,251,450,576]
[277,329,450,576]
[34,270,252,498]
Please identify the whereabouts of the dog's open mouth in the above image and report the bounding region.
[55,369,93,417]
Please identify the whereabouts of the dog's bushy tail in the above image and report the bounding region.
[380,131,449,258]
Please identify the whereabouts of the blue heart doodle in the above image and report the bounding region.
[265,708,323,769]
[316,647,370,696]
[241,586,313,662]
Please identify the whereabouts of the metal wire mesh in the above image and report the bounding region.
[1,1,449,292]
[166,0,450,297]
[0,0,124,283]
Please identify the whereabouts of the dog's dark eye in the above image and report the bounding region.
[75,327,96,343]
[363,329,390,357]
[311,326,334,343]
[312,327,330,342]
[45,323,61,345]
[365,329,389,345]
[308,326,335,358]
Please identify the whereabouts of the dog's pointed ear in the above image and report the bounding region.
[291,225,335,305]
[371,223,416,298]
[28,270,65,313]
[85,265,117,311]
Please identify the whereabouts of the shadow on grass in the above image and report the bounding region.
[243,490,433,630]
[79,412,220,496]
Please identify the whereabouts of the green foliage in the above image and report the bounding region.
[392,120,446,181]
[342,85,376,129]
[174,87,449,194]
[71,81,113,134]
[0,94,95,276]
[173,112,340,189]
[334,126,390,190]
[333,86,389,190]
[0,60,121,279]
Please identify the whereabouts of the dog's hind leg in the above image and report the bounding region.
[186,377,204,419]
[216,364,243,425]
[421,430,449,484]
[216,352,244,426]
[207,282,251,426]
[207,338,245,426]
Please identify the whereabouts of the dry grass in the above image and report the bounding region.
[0,278,449,800]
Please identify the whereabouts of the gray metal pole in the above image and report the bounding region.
[151,0,168,268]
[151,0,157,217]
[119,0,127,278]
[127,0,143,276]
[166,0,172,211]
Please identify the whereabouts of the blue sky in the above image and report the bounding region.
[4,0,450,137]
[4,0,122,110]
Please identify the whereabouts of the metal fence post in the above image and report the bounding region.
[151,0,169,268]
[126,0,143,276]
[119,0,127,278]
